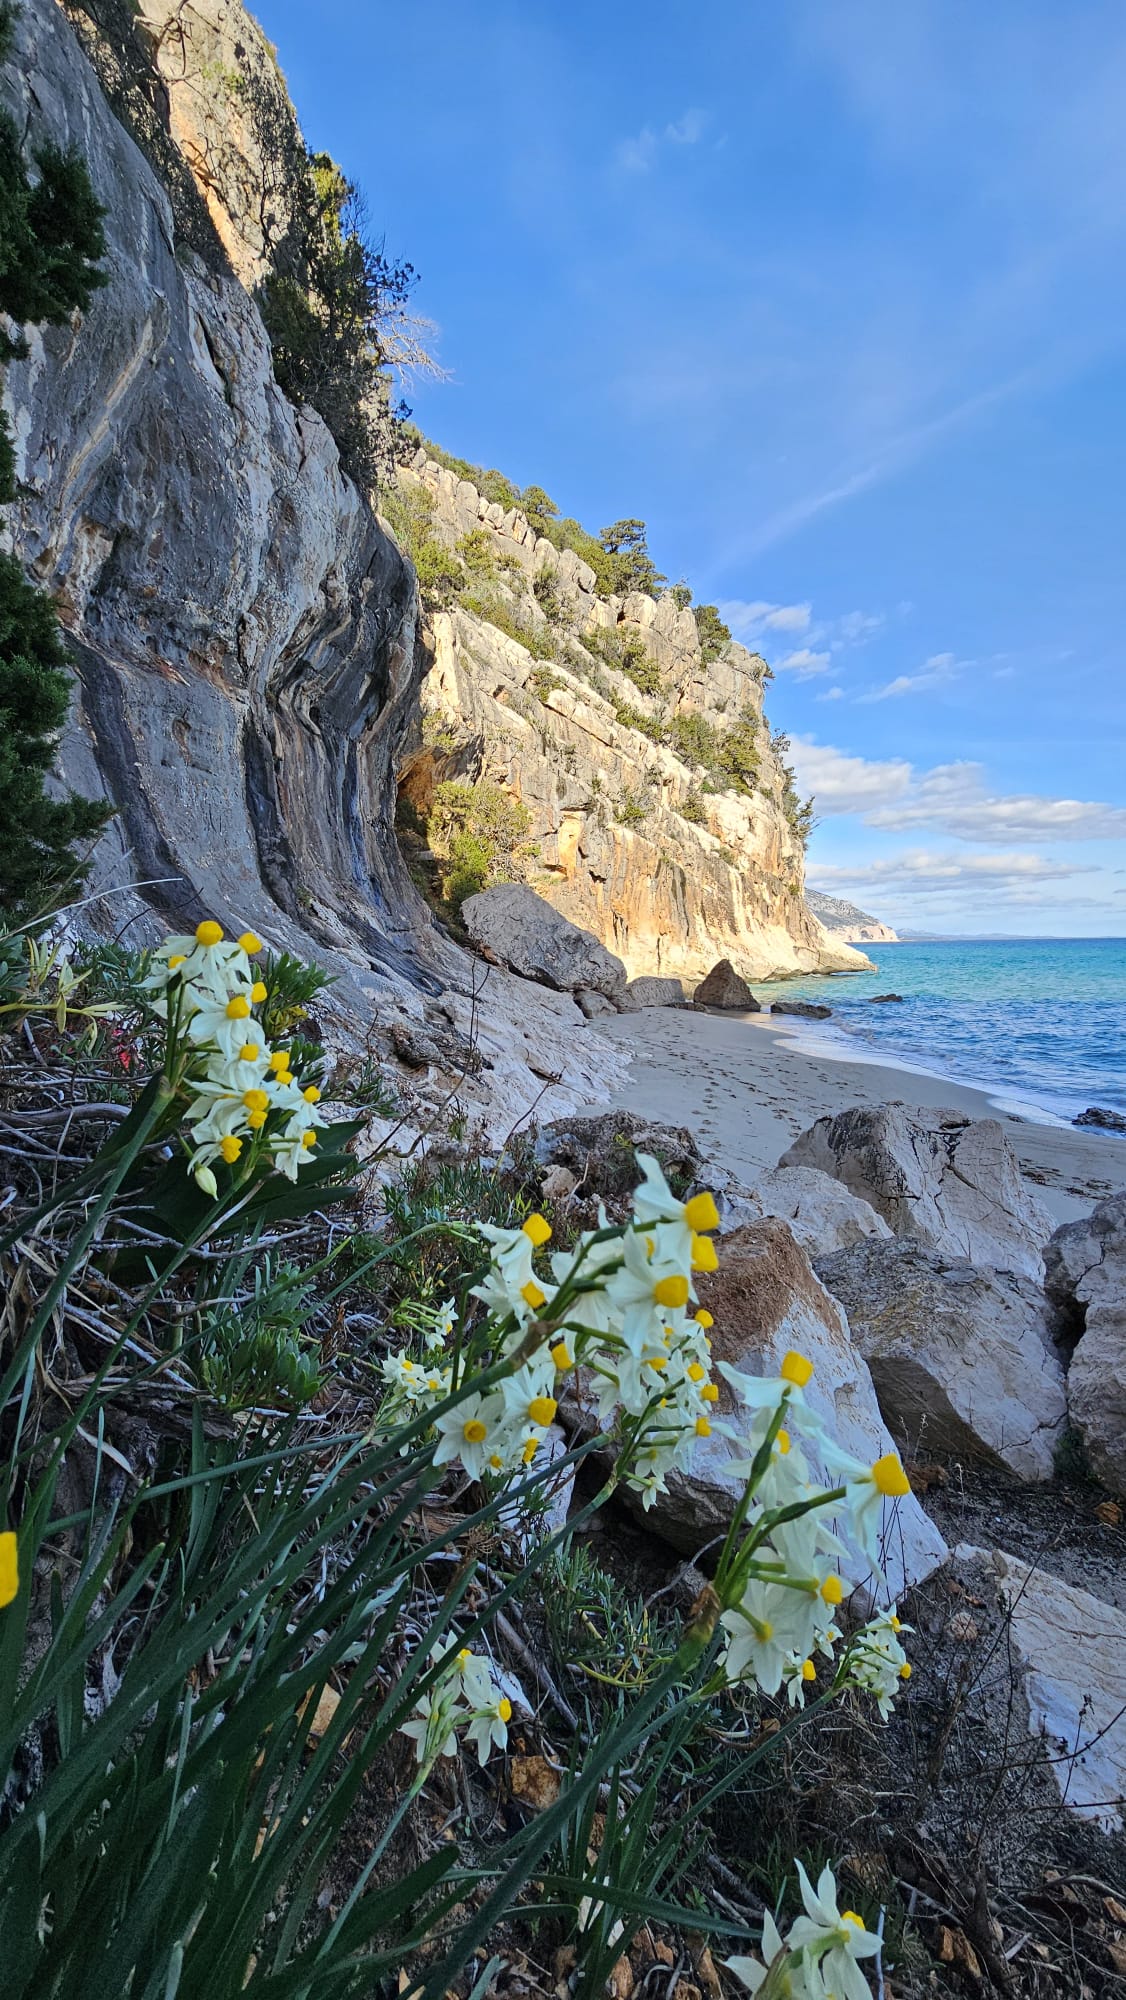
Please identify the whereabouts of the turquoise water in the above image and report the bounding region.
[759,938,1126,1125]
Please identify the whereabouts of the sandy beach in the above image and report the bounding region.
[594,1006,1126,1226]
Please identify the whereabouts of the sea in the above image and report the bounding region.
[760,937,1126,1129]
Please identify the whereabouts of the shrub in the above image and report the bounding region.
[666,705,760,797]
[667,709,722,772]
[428,778,534,911]
[527,663,563,703]
[460,587,556,659]
[611,696,665,743]
[381,484,463,606]
[679,790,707,825]
[772,727,816,849]
[258,155,417,492]
[694,602,731,665]
[532,569,565,623]
[716,706,761,792]
[598,518,665,599]
[582,622,662,698]
[615,782,655,827]
[454,527,497,580]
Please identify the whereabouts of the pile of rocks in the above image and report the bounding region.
[534,1099,1126,1833]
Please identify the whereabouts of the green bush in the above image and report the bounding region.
[454,527,497,580]
[381,484,463,606]
[527,663,563,703]
[772,727,816,849]
[460,587,556,659]
[598,518,665,599]
[615,782,655,827]
[532,569,565,623]
[694,602,731,665]
[679,790,707,825]
[428,778,535,911]
[258,153,417,492]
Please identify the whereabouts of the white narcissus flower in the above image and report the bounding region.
[817,1438,912,1576]
[185,989,266,1062]
[847,1609,913,1719]
[631,1152,722,1270]
[432,1390,508,1480]
[425,1298,457,1351]
[398,1687,464,1766]
[725,1911,799,1997]
[718,1351,826,1446]
[471,1222,554,1327]
[464,1694,512,1765]
[787,1860,881,2000]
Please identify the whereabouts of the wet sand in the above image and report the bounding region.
[593,1007,1126,1226]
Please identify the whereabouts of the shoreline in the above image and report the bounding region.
[594,1007,1126,1226]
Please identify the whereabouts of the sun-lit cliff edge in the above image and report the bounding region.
[393,451,871,984]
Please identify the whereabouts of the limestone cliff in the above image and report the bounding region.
[394,452,870,984]
[806,890,899,947]
[1,0,624,1136]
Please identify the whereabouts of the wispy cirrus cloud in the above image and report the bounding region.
[615,108,708,173]
[718,599,887,686]
[858,651,965,701]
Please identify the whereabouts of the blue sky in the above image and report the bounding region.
[254,0,1126,935]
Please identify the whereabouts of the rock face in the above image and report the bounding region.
[805,890,899,944]
[1045,1195,1126,1493]
[817,1239,1067,1481]
[693,960,760,1011]
[781,1104,1054,1280]
[639,1220,949,1600]
[971,1548,1126,1831]
[739,1167,892,1259]
[1,0,629,1143]
[396,455,873,987]
[461,884,627,1000]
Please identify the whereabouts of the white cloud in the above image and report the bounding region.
[791,741,1126,843]
[810,849,1096,915]
[719,598,812,642]
[788,740,913,813]
[859,651,964,702]
[817,686,845,701]
[615,109,707,173]
[777,647,832,678]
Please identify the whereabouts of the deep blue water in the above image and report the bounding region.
[757,938,1126,1125]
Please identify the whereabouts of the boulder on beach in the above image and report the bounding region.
[780,1102,1054,1280]
[770,999,832,1020]
[621,975,687,1010]
[460,883,628,1001]
[692,959,760,1010]
[739,1165,892,1258]
[1045,1194,1126,1493]
[630,1218,949,1601]
[1073,1105,1126,1134]
[816,1237,1067,1481]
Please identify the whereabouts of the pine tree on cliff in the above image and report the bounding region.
[0,3,111,919]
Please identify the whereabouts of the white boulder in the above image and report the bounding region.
[781,1102,1054,1279]
[816,1238,1067,1481]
